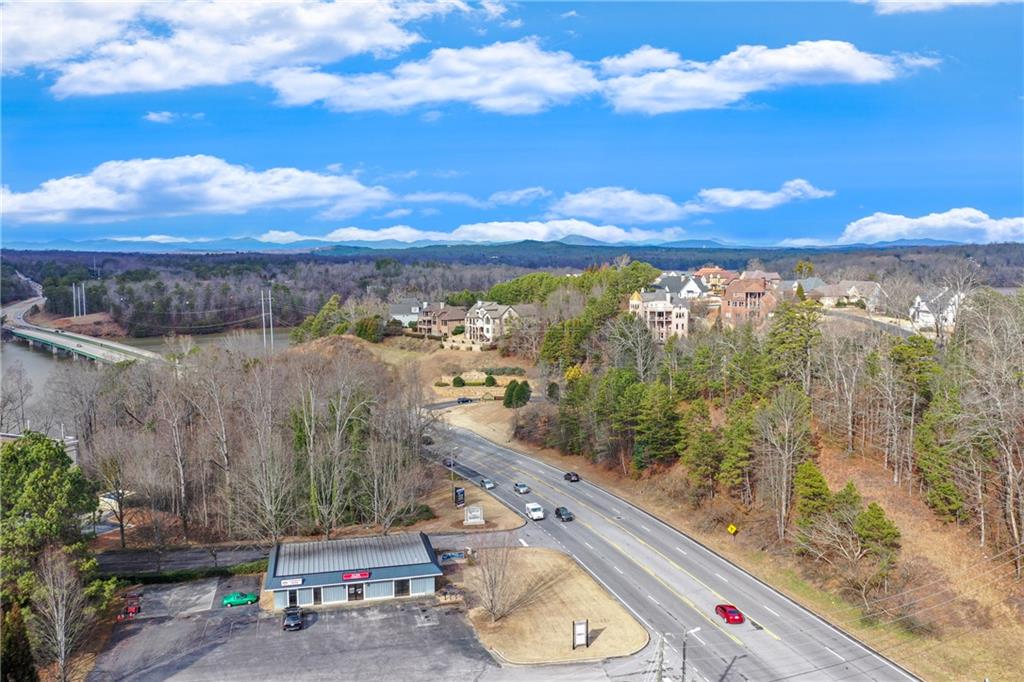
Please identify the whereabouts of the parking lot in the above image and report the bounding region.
[90,578,499,682]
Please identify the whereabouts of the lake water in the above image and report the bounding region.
[1,328,293,414]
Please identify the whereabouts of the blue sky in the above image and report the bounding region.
[2,0,1022,247]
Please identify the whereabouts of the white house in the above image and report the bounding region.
[629,291,690,342]
[388,298,425,327]
[465,301,538,343]
[910,288,964,331]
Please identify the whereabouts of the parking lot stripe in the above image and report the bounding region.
[825,646,846,661]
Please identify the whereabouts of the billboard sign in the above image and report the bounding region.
[454,486,465,508]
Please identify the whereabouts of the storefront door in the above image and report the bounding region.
[347,583,364,601]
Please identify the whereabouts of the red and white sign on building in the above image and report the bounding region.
[342,570,370,581]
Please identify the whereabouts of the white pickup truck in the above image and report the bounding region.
[525,502,545,520]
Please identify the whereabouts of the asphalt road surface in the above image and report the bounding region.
[444,426,918,682]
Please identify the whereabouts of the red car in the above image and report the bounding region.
[715,604,744,624]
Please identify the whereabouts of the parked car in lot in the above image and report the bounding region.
[715,604,744,624]
[513,482,531,494]
[564,472,580,482]
[480,478,495,490]
[456,396,473,404]
[221,591,258,608]
[525,502,545,520]
[282,606,304,631]
[555,506,574,522]
[443,457,455,467]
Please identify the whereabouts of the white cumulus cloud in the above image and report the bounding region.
[258,219,684,244]
[1,155,393,223]
[867,0,1018,14]
[688,179,834,212]
[548,179,834,223]
[265,39,600,114]
[2,1,465,96]
[602,40,938,114]
[599,45,684,76]
[488,186,551,205]
[550,187,685,223]
[838,207,1024,243]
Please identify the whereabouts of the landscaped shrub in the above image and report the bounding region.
[452,325,465,335]
[482,366,526,376]
[484,375,497,387]
[452,376,466,387]
[434,381,450,387]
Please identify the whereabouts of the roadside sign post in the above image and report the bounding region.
[454,486,465,508]
[572,619,589,650]
[727,523,738,538]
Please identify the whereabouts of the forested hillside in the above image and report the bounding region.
[506,278,1023,636]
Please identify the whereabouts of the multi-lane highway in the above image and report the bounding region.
[443,424,918,682]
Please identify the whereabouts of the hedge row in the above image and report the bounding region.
[482,367,526,376]
[110,558,269,584]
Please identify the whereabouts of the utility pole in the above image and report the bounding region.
[268,287,275,353]
[71,284,77,317]
[260,290,267,351]
[654,634,664,682]
[81,282,87,316]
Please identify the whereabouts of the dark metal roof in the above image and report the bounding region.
[273,532,437,577]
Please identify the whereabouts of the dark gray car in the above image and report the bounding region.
[282,606,303,631]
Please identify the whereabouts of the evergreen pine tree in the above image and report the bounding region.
[794,460,832,525]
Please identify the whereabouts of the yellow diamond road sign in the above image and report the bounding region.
[727,524,738,535]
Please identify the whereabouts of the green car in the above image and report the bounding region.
[221,591,258,608]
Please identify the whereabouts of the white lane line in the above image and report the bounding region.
[675,546,687,555]
[584,541,594,550]
[647,594,660,606]
[714,572,729,583]
[692,632,706,645]
[640,524,651,532]
[518,538,528,547]
[573,555,653,631]
[824,646,846,661]
[613,508,622,514]
[763,605,780,618]
[614,565,624,574]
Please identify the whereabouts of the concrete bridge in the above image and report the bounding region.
[2,296,163,364]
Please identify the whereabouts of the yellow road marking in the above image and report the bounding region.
[509,463,782,643]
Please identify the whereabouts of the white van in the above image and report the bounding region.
[525,502,545,520]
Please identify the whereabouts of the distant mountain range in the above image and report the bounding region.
[0,235,968,254]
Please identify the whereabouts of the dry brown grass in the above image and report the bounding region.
[414,480,523,533]
[448,406,1024,682]
[460,548,648,664]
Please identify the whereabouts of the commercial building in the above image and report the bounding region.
[264,532,442,610]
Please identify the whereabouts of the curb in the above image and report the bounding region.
[453,426,921,682]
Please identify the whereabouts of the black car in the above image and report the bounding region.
[564,472,580,482]
[456,397,473,404]
[442,457,455,467]
[282,606,303,631]
[555,506,575,522]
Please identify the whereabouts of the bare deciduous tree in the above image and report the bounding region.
[0,360,33,433]
[607,314,658,383]
[28,548,90,682]
[757,385,812,541]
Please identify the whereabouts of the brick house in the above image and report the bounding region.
[416,304,467,338]
[721,277,778,327]
[694,266,739,295]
